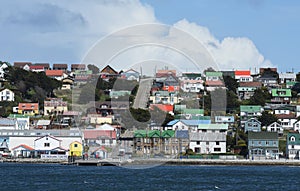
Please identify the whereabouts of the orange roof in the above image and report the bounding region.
[150,104,174,112]
[205,80,224,86]
[12,144,34,151]
[235,70,251,76]
[18,103,38,110]
[45,70,64,76]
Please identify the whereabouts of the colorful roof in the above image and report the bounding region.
[12,144,34,151]
[83,129,117,139]
[45,70,64,76]
[150,104,174,112]
[18,103,38,110]
[182,109,204,115]
[240,105,262,113]
[287,133,300,145]
[248,131,278,140]
[134,130,161,138]
[198,124,228,130]
[235,70,251,76]
[271,89,292,97]
[161,130,175,138]
[205,71,223,77]
[239,82,262,87]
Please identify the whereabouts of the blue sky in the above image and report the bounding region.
[142,0,300,72]
[1,0,299,73]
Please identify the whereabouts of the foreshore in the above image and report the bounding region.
[3,158,300,166]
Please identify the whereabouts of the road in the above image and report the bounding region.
[132,78,153,109]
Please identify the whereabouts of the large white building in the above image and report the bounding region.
[0,89,14,102]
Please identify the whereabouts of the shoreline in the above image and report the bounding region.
[3,158,300,166]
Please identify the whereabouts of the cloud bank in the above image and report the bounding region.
[0,0,273,73]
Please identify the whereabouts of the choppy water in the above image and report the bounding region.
[0,163,299,191]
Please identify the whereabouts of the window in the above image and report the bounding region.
[195,147,200,153]
[102,139,105,144]
[216,141,220,145]
[74,144,78,148]
[206,141,209,145]
[214,148,221,152]
[196,141,200,145]
[44,143,50,147]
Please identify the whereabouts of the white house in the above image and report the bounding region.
[0,62,9,79]
[189,124,228,154]
[279,72,296,84]
[0,89,15,101]
[293,120,300,132]
[34,135,62,151]
[164,120,189,131]
[266,122,284,136]
[276,114,297,130]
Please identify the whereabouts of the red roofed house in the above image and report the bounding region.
[18,103,39,115]
[45,70,65,81]
[53,64,68,71]
[83,128,117,147]
[71,64,86,71]
[29,65,45,72]
[34,63,50,70]
[235,70,253,82]
[156,70,176,78]
[11,144,34,158]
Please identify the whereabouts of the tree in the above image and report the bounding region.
[87,64,99,74]
[258,111,278,127]
[223,75,238,92]
[249,87,271,106]
[226,90,240,113]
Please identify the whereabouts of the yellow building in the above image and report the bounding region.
[18,103,39,116]
[69,141,83,157]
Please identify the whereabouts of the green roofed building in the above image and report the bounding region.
[205,71,223,81]
[286,133,300,159]
[271,89,292,104]
[240,105,262,130]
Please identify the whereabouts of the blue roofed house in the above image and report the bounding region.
[189,124,228,154]
[286,133,300,159]
[248,132,279,160]
[244,118,261,132]
[165,120,189,131]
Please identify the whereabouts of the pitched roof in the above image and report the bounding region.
[182,109,204,115]
[83,129,117,139]
[45,70,64,76]
[205,80,224,86]
[161,130,175,138]
[240,105,262,113]
[100,65,118,74]
[34,135,61,142]
[53,64,68,69]
[12,144,34,151]
[271,89,292,97]
[14,62,32,68]
[150,104,173,112]
[198,124,228,130]
[235,70,251,76]
[37,120,51,126]
[287,133,300,145]
[175,130,189,139]
[30,65,44,70]
[71,64,86,69]
[18,103,38,110]
[275,113,296,119]
[248,131,278,140]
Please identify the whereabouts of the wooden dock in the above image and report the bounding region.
[72,159,124,166]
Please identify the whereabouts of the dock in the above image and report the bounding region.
[72,159,124,166]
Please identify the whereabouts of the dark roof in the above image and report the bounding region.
[53,64,68,69]
[34,63,50,68]
[239,82,262,88]
[248,131,278,140]
[71,64,86,69]
[14,62,32,68]
[175,130,189,139]
[100,65,118,74]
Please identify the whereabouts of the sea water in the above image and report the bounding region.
[0,163,298,191]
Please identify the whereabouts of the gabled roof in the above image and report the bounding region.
[287,133,300,145]
[83,129,117,139]
[100,65,118,74]
[53,64,68,69]
[166,119,179,126]
[205,71,223,77]
[12,144,34,151]
[267,122,282,128]
[248,131,278,140]
[14,62,32,68]
[97,124,115,131]
[205,80,224,86]
[37,120,51,126]
[134,130,161,138]
[150,104,173,112]
[239,82,262,88]
[198,124,228,130]
[161,130,175,138]
[175,130,189,139]
[30,65,44,70]
[34,135,61,142]
[246,118,261,124]
[181,119,211,126]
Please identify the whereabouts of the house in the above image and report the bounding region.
[13,62,32,69]
[121,69,140,81]
[11,144,34,158]
[162,75,180,92]
[244,118,261,132]
[34,135,68,159]
[0,62,9,79]
[266,122,283,136]
[180,73,204,93]
[149,104,174,114]
[259,70,279,88]
[53,64,68,71]
[293,120,300,132]
[100,65,119,79]
[8,114,30,130]
[83,128,117,148]
[17,103,39,116]
[165,120,189,131]
[215,116,235,124]
[156,69,176,78]
[36,120,51,129]
[240,105,263,128]
[286,133,300,159]
[29,65,45,72]
[205,81,225,91]
[0,88,15,101]
[205,71,223,81]
[248,131,279,160]
[71,64,86,71]
[279,72,296,84]
[149,91,181,105]
[234,70,253,82]
[34,63,50,70]
[74,70,93,82]
[178,109,204,120]
[271,89,292,105]
[44,98,68,116]
[275,113,297,130]
[175,130,189,154]
[92,146,108,159]
[45,70,65,81]
[61,77,74,90]
[189,124,228,154]
[69,141,83,157]
[237,82,261,100]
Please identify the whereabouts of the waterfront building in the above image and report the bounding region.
[286,133,300,159]
[189,124,227,154]
[69,141,83,157]
[248,131,279,160]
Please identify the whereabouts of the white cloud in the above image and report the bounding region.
[173,19,274,73]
